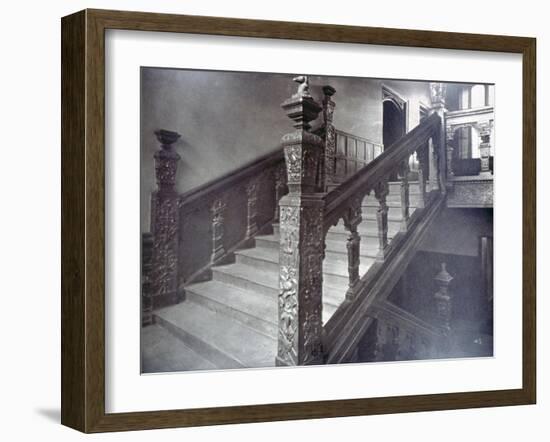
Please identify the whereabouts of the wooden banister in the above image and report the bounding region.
[275,77,449,365]
[178,147,284,212]
[324,112,441,227]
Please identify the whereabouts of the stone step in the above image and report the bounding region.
[212,261,348,310]
[274,219,402,240]
[186,280,278,338]
[326,221,401,242]
[255,233,380,259]
[141,323,217,373]
[362,200,418,209]
[189,276,342,340]
[235,246,373,284]
[154,301,277,369]
[361,206,416,220]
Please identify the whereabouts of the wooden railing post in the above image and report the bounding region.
[321,85,337,191]
[276,76,326,366]
[430,82,448,191]
[399,159,410,232]
[151,129,182,308]
[210,196,227,263]
[343,197,362,301]
[433,262,454,335]
[478,121,493,173]
[273,162,287,222]
[416,145,428,208]
[374,179,390,260]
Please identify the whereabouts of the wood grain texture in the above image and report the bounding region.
[60,8,537,433]
[61,10,87,431]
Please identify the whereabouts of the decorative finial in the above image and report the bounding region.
[435,262,453,285]
[293,75,311,98]
[154,129,181,148]
[322,85,336,97]
[281,76,322,131]
[430,82,446,107]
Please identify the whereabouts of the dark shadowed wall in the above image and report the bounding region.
[141,68,432,231]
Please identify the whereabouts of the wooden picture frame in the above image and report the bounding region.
[61,8,536,433]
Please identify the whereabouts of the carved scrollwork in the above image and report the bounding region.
[154,129,181,192]
[278,264,299,363]
[322,86,337,190]
[151,129,181,308]
[277,200,325,366]
[210,196,227,263]
[276,78,326,366]
[245,176,260,238]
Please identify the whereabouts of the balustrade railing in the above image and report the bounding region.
[145,75,452,367]
[276,77,448,365]
[145,133,287,310]
[360,299,443,362]
[316,86,383,190]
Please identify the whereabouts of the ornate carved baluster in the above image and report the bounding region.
[273,162,287,222]
[399,159,410,232]
[245,176,260,242]
[211,196,227,263]
[416,145,428,208]
[343,196,362,301]
[445,124,455,178]
[321,85,336,191]
[427,138,439,192]
[430,82,448,190]
[433,262,454,334]
[374,180,389,260]
[151,129,182,308]
[276,75,326,366]
[478,121,493,173]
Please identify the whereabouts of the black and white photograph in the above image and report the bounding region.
[140,69,495,373]
[1,0,544,439]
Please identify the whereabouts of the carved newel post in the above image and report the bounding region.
[478,121,493,173]
[151,129,182,308]
[433,263,454,334]
[141,233,154,326]
[276,76,326,366]
[321,85,337,191]
[430,82,448,192]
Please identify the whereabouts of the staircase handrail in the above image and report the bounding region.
[324,112,441,227]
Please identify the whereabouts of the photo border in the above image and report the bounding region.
[61,9,536,432]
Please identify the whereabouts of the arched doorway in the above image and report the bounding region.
[382,87,407,180]
[382,98,406,150]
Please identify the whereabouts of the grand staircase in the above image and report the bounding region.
[142,182,420,373]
